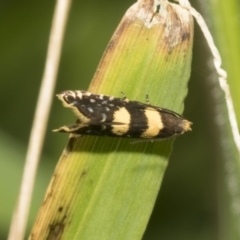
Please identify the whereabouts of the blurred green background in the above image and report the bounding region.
[1,0,239,239]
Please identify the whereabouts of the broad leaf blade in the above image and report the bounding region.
[29,1,193,239]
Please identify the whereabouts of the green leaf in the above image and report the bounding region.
[29,1,193,239]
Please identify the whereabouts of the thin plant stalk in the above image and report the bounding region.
[178,0,240,155]
[8,1,72,239]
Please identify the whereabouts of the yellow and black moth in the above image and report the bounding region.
[53,90,192,140]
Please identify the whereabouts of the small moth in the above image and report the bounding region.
[53,90,192,140]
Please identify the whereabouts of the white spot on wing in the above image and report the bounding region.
[101,125,106,130]
[101,113,107,122]
[87,107,94,113]
[70,101,78,106]
[84,91,91,96]
[75,91,83,99]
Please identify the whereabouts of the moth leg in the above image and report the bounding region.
[120,91,128,101]
[130,136,172,144]
[146,94,150,105]
[53,123,84,133]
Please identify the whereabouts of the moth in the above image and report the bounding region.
[53,90,192,140]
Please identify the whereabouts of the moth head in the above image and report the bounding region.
[56,91,78,108]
